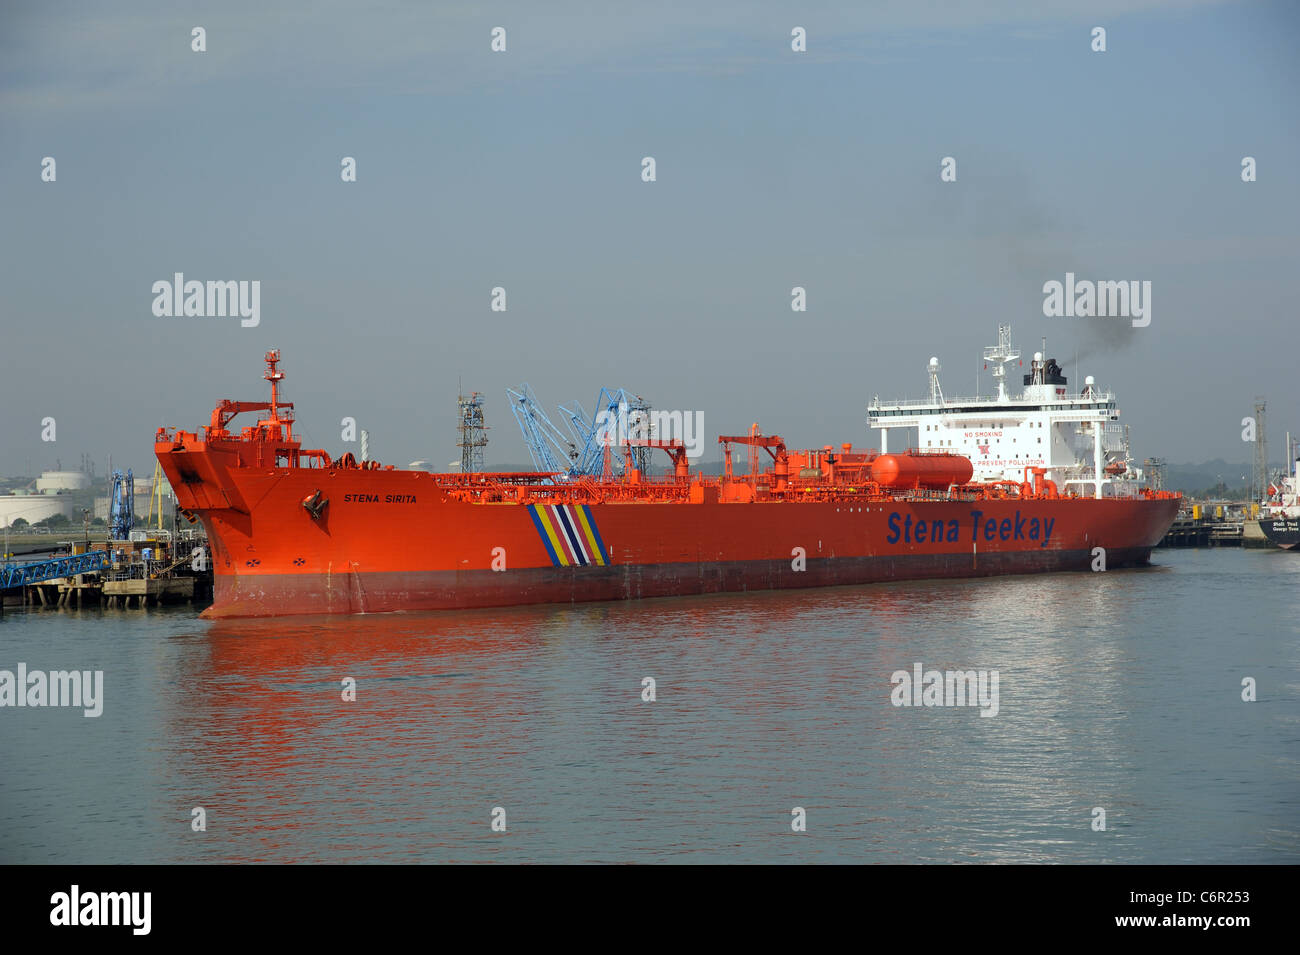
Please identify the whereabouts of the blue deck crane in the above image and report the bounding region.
[507,384,579,478]
[508,385,652,480]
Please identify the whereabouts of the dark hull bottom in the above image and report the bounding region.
[1259,520,1300,550]
[204,548,1157,618]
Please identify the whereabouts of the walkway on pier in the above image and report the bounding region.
[0,552,110,589]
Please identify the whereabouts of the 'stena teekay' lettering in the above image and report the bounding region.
[886,510,1056,548]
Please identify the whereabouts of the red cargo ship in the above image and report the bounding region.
[155,348,1181,618]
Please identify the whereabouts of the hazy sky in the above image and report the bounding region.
[2,0,1297,477]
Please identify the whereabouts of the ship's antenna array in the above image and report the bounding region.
[982,325,1019,403]
[1144,457,1166,491]
[457,392,489,474]
[1252,399,1268,504]
[927,356,944,405]
[627,395,653,475]
[264,349,284,420]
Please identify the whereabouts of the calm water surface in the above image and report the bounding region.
[2,548,1296,863]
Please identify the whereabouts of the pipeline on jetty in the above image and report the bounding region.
[0,530,212,612]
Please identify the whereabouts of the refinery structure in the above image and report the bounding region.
[0,465,95,528]
[0,472,176,531]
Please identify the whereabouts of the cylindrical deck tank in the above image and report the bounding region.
[870,453,973,490]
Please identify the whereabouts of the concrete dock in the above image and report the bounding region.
[23,573,197,609]
[1159,515,1272,548]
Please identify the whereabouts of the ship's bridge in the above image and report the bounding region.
[867,327,1139,499]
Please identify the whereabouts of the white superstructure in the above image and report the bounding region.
[868,325,1142,499]
[1262,447,1300,519]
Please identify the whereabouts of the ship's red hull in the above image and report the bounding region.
[157,458,1179,618]
[154,353,1182,619]
[209,546,1164,617]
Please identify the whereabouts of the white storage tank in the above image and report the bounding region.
[0,495,74,528]
[35,470,91,492]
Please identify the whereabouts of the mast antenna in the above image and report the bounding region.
[982,325,1019,403]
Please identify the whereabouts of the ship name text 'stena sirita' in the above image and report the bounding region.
[155,327,1181,618]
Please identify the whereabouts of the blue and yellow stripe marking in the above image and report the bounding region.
[528,504,607,567]
[575,505,609,565]
[554,506,588,564]
[527,503,563,566]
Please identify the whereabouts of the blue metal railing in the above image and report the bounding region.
[0,552,110,590]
